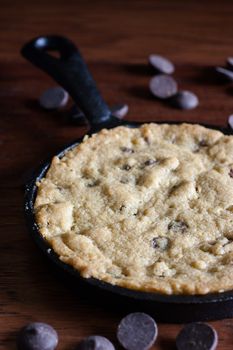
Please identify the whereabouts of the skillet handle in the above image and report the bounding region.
[21,35,112,127]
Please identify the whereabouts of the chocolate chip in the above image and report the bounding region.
[228,114,233,131]
[148,54,175,74]
[121,147,134,153]
[111,104,129,119]
[168,220,188,233]
[144,159,156,166]
[227,57,233,69]
[176,323,218,350]
[199,139,208,147]
[152,238,158,248]
[152,237,168,250]
[170,91,199,110]
[229,169,233,178]
[77,335,115,350]
[119,205,126,211]
[215,66,233,81]
[17,322,58,350]
[193,139,208,153]
[149,74,178,99]
[122,164,132,171]
[117,312,157,350]
[39,87,69,110]
[87,180,100,187]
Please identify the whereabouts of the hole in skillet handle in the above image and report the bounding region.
[21,35,121,132]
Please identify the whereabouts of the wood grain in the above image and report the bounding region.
[1,0,233,348]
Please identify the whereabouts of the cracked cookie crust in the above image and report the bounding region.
[34,123,233,295]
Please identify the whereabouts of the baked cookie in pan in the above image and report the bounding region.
[34,123,233,295]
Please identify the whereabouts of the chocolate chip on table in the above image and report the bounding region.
[77,335,115,350]
[117,312,157,350]
[168,220,188,233]
[148,54,175,74]
[149,74,178,99]
[176,322,218,350]
[39,87,69,110]
[227,57,233,69]
[215,66,233,81]
[170,91,199,110]
[111,104,129,119]
[229,169,233,178]
[17,322,58,350]
[228,114,233,131]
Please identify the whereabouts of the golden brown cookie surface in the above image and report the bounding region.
[35,123,233,295]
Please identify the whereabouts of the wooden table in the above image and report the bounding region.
[1,0,233,348]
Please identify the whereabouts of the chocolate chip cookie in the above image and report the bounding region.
[34,123,233,295]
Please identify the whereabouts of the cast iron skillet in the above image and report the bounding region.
[22,35,233,323]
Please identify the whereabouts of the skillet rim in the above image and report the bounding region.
[24,121,233,306]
